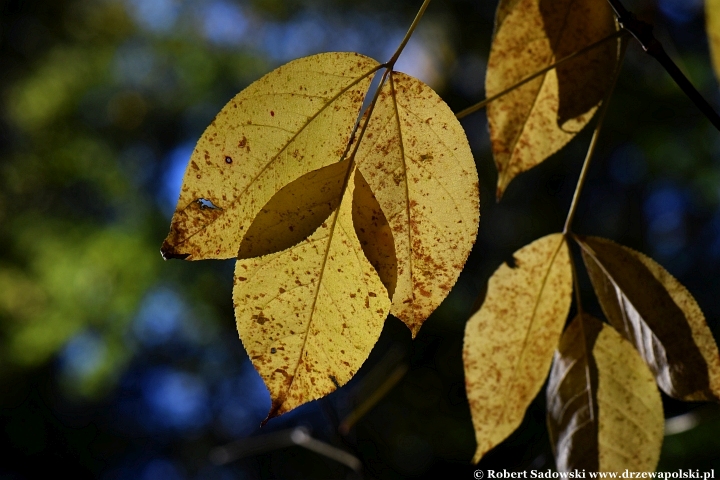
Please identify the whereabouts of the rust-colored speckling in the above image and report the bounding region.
[486,0,618,198]
[160,52,380,261]
[355,71,479,337]
[547,314,664,472]
[234,167,390,421]
[463,233,572,464]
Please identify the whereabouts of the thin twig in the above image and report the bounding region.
[339,363,408,434]
[387,0,432,68]
[605,0,720,132]
[455,30,626,120]
[563,38,629,234]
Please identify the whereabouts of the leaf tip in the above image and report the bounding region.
[160,241,190,261]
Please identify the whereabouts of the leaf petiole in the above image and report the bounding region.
[562,36,629,235]
[455,30,627,120]
[386,0,432,68]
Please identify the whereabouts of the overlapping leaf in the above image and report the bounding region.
[162,51,481,418]
[486,0,618,198]
[355,72,479,336]
[707,0,720,82]
[463,233,572,463]
[234,161,391,420]
[161,52,380,260]
[547,314,663,472]
[577,235,720,401]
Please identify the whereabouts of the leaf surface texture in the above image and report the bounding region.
[463,233,572,463]
[547,314,663,473]
[234,162,391,419]
[578,235,720,401]
[486,0,618,198]
[356,72,479,335]
[161,52,379,260]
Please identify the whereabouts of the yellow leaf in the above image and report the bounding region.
[578,235,720,401]
[486,0,618,198]
[161,52,380,260]
[234,161,391,420]
[463,233,572,463]
[355,72,479,336]
[237,159,347,260]
[707,0,720,82]
[547,314,664,473]
[352,168,397,299]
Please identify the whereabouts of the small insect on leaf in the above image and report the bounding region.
[547,314,663,473]
[161,52,380,261]
[463,233,572,463]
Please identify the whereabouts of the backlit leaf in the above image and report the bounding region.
[355,71,479,336]
[161,52,379,260]
[707,0,720,82]
[463,233,572,463]
[578,235,720,401]
[234,162,391,419]
[486,0,618,198]
[547,314,663,472]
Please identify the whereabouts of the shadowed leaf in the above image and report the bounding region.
[463,233,572,463]
[352,169,397,299]
[237,161,348,259]
[547,314,664,472]
[234,164,390,420]
[578,235,720,401]
[161,52,379,260]
[355,71,479,336]
[486,0,618,198]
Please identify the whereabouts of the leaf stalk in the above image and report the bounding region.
[455,30,626,120]
[562,37,629,235]
[387,0,432,68]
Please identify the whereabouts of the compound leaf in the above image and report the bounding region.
[234,162,391,420]
[356,71,479,336]
[161,52,379,260]
[547,314,664,473]
[578,235,720,401]
[463,233,572,463]
[486,0,618,198]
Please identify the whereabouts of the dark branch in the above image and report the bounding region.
[606,0,720,132]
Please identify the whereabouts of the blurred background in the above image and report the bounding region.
[1,0,719,478]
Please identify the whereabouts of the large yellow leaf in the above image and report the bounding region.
[578,235,720,401]
[161,52,379,260]
[547,314,664,473]
[355,71,479,336]
[463,233,572,463]
[486,0,618,198]
[234,162,391,420]
[707,0,720,82]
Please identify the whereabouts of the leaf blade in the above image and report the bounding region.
[162,52,380,260]
[707,0,720,83]
[486,0,618,198]
[234,163,391,419]
[463,233,572,463]
[578,235,720,401]
[547,314,664,473]
[356,71,479,335]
